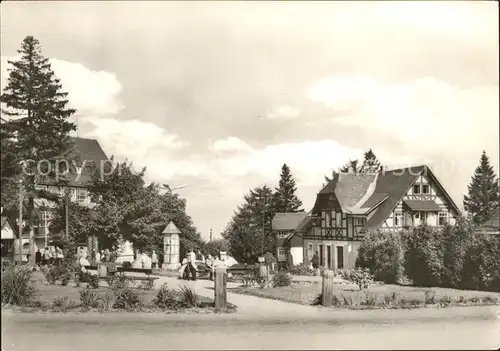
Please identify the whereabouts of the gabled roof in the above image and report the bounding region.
[38,137,108,188]
[319,165,461,229]
[162,221,181,235]
[272,212,307,231]
[1,216,18,238]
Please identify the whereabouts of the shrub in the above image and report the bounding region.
[152,283,186,310]
[457,296,467,304]
[1,265,37,305]
[113,288,142,310]
[79,288,103,308]
[43,264,73,286]
[288,262,315,276]
[356,230,404,284]
[339,268,374,291]
[271,271,292,287]
[460,233,500,292]
[439,295,452,307]
[178,285,199,307]
[383,292,400,307]
[441,219,473,288]
[468,296,480,304]
[122,261,132,269]
[52,296,69,309]
[341,295,354,306]
[101,290,116,309]
[482,295,498,304]
[362,292,378,306]
[403,225,446,287]
[424,290,436,304]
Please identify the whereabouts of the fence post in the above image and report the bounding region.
[214,267,227,309]
[321,269,334,307]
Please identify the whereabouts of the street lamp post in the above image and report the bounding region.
[18,179,23,264]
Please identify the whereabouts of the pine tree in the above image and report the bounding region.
[463,151,500,224]
[1,36,76,263]
[273,164,304,213]
[324,159,360,184]
[360,149,381,173]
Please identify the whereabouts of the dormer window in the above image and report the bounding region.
[413,185,421,194]
[422,185,430,194]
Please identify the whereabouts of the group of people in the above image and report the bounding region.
[34,247,64,267]
[179,248,222,281]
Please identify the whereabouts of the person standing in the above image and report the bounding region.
[35,249,42,267]
[188,248,197,281]
[207,254,215,281]
[95,250,101,263]
[151,250,158,269]
[311,251,320,276]
[43,249,50,266]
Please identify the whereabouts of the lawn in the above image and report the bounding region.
[230,280,500,307]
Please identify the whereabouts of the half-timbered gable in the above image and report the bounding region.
[280,165,461,271]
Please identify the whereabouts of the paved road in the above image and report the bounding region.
[2,306,499,350]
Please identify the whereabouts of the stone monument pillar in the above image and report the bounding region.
[162,221,181,270]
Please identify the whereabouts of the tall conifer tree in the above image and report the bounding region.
[463,151,500,224]
[1,36,76,263]
[273,164,304,213]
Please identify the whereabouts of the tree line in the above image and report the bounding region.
[0,35,210,262]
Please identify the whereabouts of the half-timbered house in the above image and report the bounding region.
[273,165,461,271]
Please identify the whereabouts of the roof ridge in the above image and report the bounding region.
[381,164,427,173]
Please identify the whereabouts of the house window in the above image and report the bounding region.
[307,243,313,258]
[394,211,403,226]
[335,212,342,227]
[353,217,365,226]
[277,247,287,261]
[422,185,430,194]
[421,212,427,222]
[413,184,421,194]
[414,212,420,219]
[277,231,288,239]
[77,189,87,203]
[438,211,448,226]
[324,211,331,227]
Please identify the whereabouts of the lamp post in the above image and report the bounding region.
[18,179,23,264]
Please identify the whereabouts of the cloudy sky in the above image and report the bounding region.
[1,1,498,239]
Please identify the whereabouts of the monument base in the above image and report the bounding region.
[115,254,134,264]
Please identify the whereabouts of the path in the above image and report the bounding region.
[155,276,325,317]
[3,306,499,350]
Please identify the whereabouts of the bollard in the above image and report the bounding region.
[321,269,334,307]
[214,267,227,309]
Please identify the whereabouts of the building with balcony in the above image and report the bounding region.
[273,165,461,271]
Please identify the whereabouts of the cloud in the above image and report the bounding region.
[1,55,123,118]
[307,75,499,159]
[266,105,300,120]
[209,136,254,154]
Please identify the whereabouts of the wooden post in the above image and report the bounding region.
[214,267,227,309]
[321,269,334,307]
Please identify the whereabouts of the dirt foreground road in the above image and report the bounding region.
[2,305,499,350]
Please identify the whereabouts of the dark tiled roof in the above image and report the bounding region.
[295,214,313,232]
[361,193,388,209]
[365,166,425,228]
[38,137,108,188]
[335,173,378,209]
[272,212,307,230]
[403,200,441,212]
